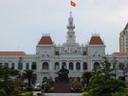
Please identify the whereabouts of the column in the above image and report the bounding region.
[80,62,83,71]
[74,62,76,71]
[30,62,32,69]
[9,62,12,68]
[15,62,18,70]
[67,61,69,70]
[60,62,62,69]
[23,62,26,70]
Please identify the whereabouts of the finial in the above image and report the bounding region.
[70,11,72,17]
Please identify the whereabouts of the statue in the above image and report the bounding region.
[55,64,69,83]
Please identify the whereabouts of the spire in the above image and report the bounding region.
[124,22,128,30]
[67,11,75,30]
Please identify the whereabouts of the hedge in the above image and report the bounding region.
[82,92,89,96]
[16,92,33,96]
[0,89,6,96]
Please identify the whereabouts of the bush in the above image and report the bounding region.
[0,89,6,96]
[33,88,41,91]
[82,92,89,96]
[112,92,124,96]
[17,92,33,96]
[112,88,128,96]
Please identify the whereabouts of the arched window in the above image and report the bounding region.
[18,63,23,70]
[62,62,67,69]
[32,62,37,70]
[55,62,59,70]
[119,63,125,70]
[43,77,47,83]
[42,62,49,70]
[11,63,15,69]
[4,63,9,67]
[83,62,87,70]
[69,62,73,70]
[94,62,100,69]
[26,63,29,69]
[76,62,80,70]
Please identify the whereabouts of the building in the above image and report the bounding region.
[0,12,128,84]
[120,22,128,52]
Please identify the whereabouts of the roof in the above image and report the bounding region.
[38,36,53,45]
[112,52,128,56]
[89,36,104,45]
[0,51,26,56]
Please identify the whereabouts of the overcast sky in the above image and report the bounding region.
[0,0,128,54]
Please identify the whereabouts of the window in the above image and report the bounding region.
[11,63,15,69]
[76,62,80,70]
[55,62,59,70]
[18,63,23,70]
[94,62,100,69]
[62,62,67,69]
[4,63,9,67]
[69,62,73,70]
[43,77,47,83]
[83,62,87,70]
[26,63,29,69]
[42,62,49,70]
[32,62,37,70]
[55,51,59,55]
[119,63,125,70]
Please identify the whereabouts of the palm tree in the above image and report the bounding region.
[82,72,93,87]
[22,69,36,87]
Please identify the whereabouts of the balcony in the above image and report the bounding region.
[40,69,50,73]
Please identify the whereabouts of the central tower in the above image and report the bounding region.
[66,12,76,44]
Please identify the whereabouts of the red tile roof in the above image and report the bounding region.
[112,52,128,56]
[38,36,53,45]
[0,51,26,56]
[89,36,104,45]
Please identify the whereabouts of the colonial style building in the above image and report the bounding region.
[0,12,128,84]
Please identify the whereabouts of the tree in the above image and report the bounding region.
[88,57,125,96]
[0,63,19,95]
[72,78,82,92]
[118,62,128,81]
[47,77,54,87]
[22,69,37,87]
[82,72,93,87]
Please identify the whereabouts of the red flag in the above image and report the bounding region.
[71,1,76,7]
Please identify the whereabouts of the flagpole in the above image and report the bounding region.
[70,0,72,13]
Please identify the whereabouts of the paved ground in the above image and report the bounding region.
[45,93,82,96]
[33,91,82,96]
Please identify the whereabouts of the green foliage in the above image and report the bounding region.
[33,88,41,91]
[88,57,125,96]
[0,63,19,95]
[0,89,6,96]
[82,72,93,87]
[82,92,89,96]
[17,92,33,96]
[112,88,128,96]
[47,77,54,87]
[22,69,36,87]
[112,92,125,96]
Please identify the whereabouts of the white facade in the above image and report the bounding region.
[0,13,127,84]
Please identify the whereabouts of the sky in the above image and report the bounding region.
[0,0,128,54]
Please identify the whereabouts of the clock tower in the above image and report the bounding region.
[64,12,77,53]
[66,12,76,44]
